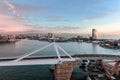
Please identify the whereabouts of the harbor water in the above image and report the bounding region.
[0,39,120,80]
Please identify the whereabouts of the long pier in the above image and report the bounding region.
[0,54,120,61]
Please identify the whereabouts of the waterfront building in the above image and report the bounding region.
[77,36,83,39]
[47,33,53,38]
[92,29,98,40]
[7,35,16,42]
[117,41,120,47]
[0,35,16,42]
[0,35,8,42]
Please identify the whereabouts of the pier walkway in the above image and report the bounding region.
[0,54,119,66]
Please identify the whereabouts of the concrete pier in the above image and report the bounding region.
[54,60,80,80]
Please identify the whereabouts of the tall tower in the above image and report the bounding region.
[92,29,98,39]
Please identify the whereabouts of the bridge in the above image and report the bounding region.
[0,54,120,66]
[0,42,76,66]
[0,42,81,80]
[0,42,120,80]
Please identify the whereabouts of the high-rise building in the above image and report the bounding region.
[92,29,98,39]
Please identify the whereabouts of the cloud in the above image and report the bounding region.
[23,25,87,34]
[10,3,51,17]
[80,7,113,22]
[0,14,33,33]
[3,0,20,17]
[81,14,106,22]
[46,16,71,22]
[15,4,50,12]
[0,2,8,14]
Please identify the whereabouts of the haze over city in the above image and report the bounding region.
[0,0,120,36]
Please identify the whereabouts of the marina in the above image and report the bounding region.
[0,39,120,80]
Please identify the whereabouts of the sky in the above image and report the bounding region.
[0,0,120,35]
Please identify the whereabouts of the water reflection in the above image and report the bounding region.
[0,39,120,58]
[0,42,16,57]
[92,44,98,54]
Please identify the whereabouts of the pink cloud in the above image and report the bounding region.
[0,14,32,33]
[16,4,50,12]
[25,25,86,34]
[46,16,71,22]
[3,0,20,17]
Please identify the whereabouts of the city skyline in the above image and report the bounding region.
[0,0,120,35]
